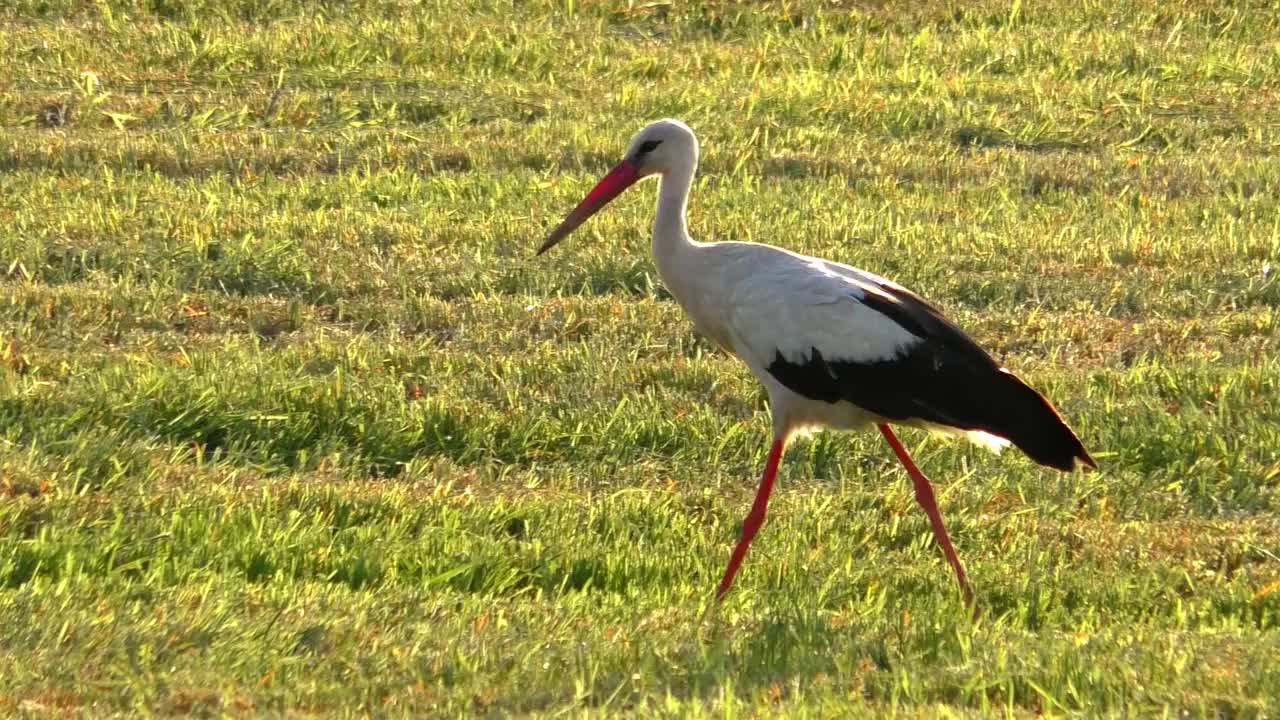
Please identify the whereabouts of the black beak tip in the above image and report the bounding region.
[536,233,561,256]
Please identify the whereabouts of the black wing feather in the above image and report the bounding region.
[766,281,1095,472]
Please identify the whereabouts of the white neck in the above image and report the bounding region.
[651,158,698,270]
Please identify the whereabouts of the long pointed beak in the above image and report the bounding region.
[537,160,642,255]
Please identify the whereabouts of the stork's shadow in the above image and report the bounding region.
[653,605,895,707]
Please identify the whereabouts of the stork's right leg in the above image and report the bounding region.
[715,435,787,600]
[878,424,973,603]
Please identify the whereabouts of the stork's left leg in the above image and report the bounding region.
[878,424,973,603]
[715,435,787,600]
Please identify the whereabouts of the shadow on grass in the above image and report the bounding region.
[952,126,1092,153]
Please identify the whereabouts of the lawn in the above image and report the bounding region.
[1,0,1278,716]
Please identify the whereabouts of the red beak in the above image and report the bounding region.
[537,161,642,255]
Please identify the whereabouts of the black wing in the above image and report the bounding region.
[766,279,1094,472]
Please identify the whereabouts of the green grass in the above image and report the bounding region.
[2,0,1279,715]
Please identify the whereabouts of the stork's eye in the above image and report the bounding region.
[637,140,662,155]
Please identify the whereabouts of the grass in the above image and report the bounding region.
[1,0,1278,715]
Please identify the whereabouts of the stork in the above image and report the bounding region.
[537,119,1095,602]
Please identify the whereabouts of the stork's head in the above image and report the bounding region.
[537,119,698,255]
[621,118,699,178]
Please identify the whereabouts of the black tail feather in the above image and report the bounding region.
[978,370,1095,472]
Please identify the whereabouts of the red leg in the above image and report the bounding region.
[715,435,787,600]
[878,424,973,602]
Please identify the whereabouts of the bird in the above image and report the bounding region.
[537,119,1095,603]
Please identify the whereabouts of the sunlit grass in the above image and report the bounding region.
[1,0,1278,715]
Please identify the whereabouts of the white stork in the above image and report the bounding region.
[537,119,1095,602]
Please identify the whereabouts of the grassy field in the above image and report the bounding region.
[2,0,1279,715]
